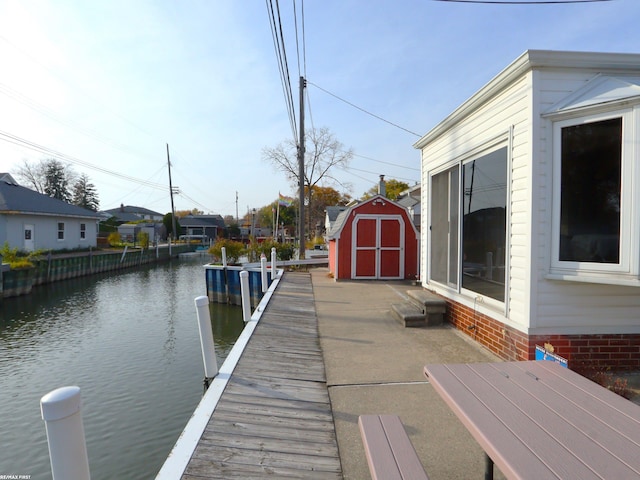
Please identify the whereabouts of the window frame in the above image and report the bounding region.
[428,135,511,308]
[550,108,637,280]
[80,223,86,240]
[57,222,65,241]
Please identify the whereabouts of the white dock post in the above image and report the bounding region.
[194,296,218,384]
[40,386,91,480]
[240,270,251,322]
[260,253,268,293]
[271,247,277,278]
[221,247,227,268]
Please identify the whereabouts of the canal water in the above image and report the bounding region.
[0,255,245,479]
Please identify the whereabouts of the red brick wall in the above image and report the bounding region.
[445,298,640,372]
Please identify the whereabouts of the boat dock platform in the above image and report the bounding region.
[159,272,341,479]
[158,268,515,479]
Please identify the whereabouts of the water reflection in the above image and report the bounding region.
[0,256,244,479]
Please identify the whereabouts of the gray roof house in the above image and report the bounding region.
[0,175,102,251]
[179,214,226,240]
[396,184,421,231]
[324,206,349,241]
[101,204,164,223]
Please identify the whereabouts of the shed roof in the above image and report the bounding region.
[327,195,413,240]
[328,209,351,238]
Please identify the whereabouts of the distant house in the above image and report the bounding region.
[415,49,640,370]
[117,222,163,244]
[0,175,101,251]
[324,206,348,242]
[395,184,421,231]
[101,204,164,223]
[179,214,226,241]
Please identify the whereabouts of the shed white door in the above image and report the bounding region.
[352,214,404,279]
[24,224,35,251]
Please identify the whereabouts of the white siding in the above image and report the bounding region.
[421,54,640,336]
[421,72,533,332]
[530,68,640,334]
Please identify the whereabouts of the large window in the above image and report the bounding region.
[551,110,636,281]
[559,118,621,263]
[430,145,508,302]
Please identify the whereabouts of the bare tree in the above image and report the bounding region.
[15,160,47,193]
[15,159,77,202]
[262,127,353,239]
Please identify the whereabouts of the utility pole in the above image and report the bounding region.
[167,144,177,241]
[298,76,306,260]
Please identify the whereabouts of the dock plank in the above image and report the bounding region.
[181,272,342,479]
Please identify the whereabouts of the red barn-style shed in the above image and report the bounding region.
[327,195,419,280]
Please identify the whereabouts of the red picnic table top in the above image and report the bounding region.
[424,360,640,480]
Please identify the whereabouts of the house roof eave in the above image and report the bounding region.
[413,49,640,150]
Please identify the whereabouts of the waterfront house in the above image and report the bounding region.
[178,214,225,241]
[327,192,419,281]
[0,175,101,251]
[101,204,164,223]
[415,49,640,370]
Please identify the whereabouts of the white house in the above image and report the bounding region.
[415,50,640,371]
[0,175,101,251]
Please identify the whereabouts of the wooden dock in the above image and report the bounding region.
[181,272,342,479]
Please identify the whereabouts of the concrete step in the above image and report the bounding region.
[406,290,446,326]
[391,303,426,328]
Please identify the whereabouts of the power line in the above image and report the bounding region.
[350,151,420,171]
[265,0,298,145]
[306,81,422,137]
[339,164,419,184]
[0,130,167,190]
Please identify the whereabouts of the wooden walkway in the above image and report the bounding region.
[181,272,342,479]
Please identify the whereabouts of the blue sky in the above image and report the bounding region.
[0,0,638,218]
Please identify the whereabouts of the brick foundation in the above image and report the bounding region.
[446,298,640,372]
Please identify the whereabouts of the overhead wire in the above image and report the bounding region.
[1,33,230,213]
[265,0,298,145]
[0,130,167,190]
[306,81,422,137]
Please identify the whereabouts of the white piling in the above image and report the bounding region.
[40,386,91,480]
[260,254,268,293]
[221,247,227,268]
[271,247,277,278]
[240,270,251,322]
[194,296,218,379]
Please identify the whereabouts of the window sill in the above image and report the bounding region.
[546,272,640,287]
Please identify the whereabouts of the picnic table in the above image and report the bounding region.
[424,360,640,480]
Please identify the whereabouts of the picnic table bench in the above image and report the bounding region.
[424,360,640,480]
[358,414,429,480]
